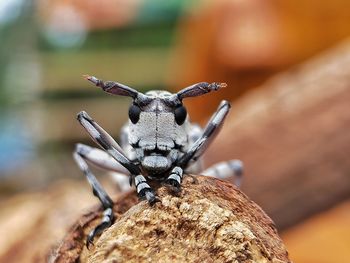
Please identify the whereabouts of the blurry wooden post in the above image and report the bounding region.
[50,176,290,263]
[206,39,350,230]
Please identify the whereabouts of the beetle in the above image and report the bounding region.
[73,75,243,246]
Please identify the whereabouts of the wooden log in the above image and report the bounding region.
[282,199,350,263]
[205,40,350,230]
[0,180,94,263]
[50,176,290,263]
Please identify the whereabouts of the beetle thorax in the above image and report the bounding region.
[128,91,188,175]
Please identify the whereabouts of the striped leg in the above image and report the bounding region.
[134,174,159,204]
[177,100,231,169]
[75,143,129,174]
[77,111,158,203]
[202,160,243,187]
[73,152,114,247]
[165,166,183,191]
[76,111,141,176]
[75,143,131,192]
[75,111,157,245]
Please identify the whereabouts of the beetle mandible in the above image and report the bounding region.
[73,75,243,246]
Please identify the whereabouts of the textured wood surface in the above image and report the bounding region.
[51,176,290,263]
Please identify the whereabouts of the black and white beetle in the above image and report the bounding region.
[73,75,243,246]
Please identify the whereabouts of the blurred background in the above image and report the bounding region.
[0,0,350,262]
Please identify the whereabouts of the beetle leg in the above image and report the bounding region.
[86,208,113,248]
[184,124,205,174]
[77,111,141,176]
[177,100,231,168]
[134,174,159,205]
[75,143,129,174]
[201,160,244,187]
[77,111,159,204]
[73,152,114,247]
[77,112,159,204]
[165,166,183,191]
[75,143,131,192]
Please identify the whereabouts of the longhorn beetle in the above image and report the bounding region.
[73,75,243,246]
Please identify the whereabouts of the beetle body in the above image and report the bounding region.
[73,76,243,246]
[123,90,193,178]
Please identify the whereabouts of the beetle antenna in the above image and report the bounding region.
[176,82,227,100]
[83,75,149,103]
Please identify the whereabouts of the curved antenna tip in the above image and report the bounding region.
[220,83,228,88]
[83,74,99,85]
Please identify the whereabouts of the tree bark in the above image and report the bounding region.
[50,176,290,263]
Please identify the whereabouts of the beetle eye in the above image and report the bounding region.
[129,104,141,124]
[174,105,187,125]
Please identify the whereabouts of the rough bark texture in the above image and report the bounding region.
[51,176,290,263]
[205,39,350,230]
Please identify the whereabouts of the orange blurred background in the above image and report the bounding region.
[0,0,350,262]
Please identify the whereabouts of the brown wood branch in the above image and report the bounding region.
[50,176,290,263]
